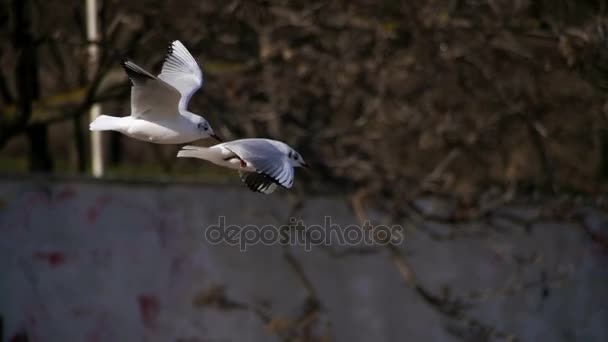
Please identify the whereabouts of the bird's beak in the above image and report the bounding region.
[209,133,223,143]
[301,162,311,170]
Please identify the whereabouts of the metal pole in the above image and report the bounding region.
[86,0,104,177]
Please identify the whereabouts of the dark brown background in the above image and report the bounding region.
[1,0,607,205]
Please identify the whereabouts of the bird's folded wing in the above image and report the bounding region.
[223,140,294,189]
[123,60,181,118]
[158,40,203,110]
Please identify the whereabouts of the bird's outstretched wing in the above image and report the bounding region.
[122,60,181,118]
[238,171,279,194]
[158,40,203,110]
[223,139,294,191]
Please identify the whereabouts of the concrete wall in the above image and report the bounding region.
[0,177,606,342]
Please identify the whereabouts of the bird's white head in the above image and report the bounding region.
[287,149,309,169]
[195,117,222,142]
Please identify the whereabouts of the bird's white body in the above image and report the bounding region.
[91,111,205,144]
[183,144,257,171]
[177,138,308,194]
[90,40,220,144]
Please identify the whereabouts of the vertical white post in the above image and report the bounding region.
[86,0,104,177]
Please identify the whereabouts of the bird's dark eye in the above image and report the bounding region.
[197,122,208,130]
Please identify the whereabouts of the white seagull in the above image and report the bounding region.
[177,139,309,194]
[89,40,221,143]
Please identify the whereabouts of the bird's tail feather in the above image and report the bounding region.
[89,115,124,131]
[177,145,211,159]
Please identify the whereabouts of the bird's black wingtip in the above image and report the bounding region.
[121,60,155,82]
[164,40,176,62]
[121,59,134,71]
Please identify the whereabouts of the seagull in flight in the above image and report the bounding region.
[177,139,309,194]
[89,40,221,143]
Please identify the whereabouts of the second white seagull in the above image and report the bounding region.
[90,40,220,143]
[177,139,309,194]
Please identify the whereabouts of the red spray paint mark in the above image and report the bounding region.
[9,330,29,342]
[33,251,66,267]
[582,223,608,253]
[123,201,159,220]
[27,316,38,341]
[22,192,50,230]
[20,304,49,342]
[86,315,109,342]
[87,331,102,342]
[86,195,112,224]
[24,192,49,211]
[138,294,160,329]
[55,188,77,202]
[490,250,507,265]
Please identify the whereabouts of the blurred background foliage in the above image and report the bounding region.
[1,0,608,205]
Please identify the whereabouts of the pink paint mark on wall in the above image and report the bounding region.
[55,188,77,202]
[87,330,102,342]
[86,315,109,342]
[138,294,160,329]
[86,195,112,224]
[24,192,49,211]
[33,251,66,267]
[21,191,50,230]
[122,201,160,220]
[24,314,41,342]
[9,330,29,342]
[582,221,608,254]
[490,250,507,265]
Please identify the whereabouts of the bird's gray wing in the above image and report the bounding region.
[157,40,203,110]
[122,60,181,118]
[223,139,294,190]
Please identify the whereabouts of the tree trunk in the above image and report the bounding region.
[12,0,52,172]
[26,123,54,172]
